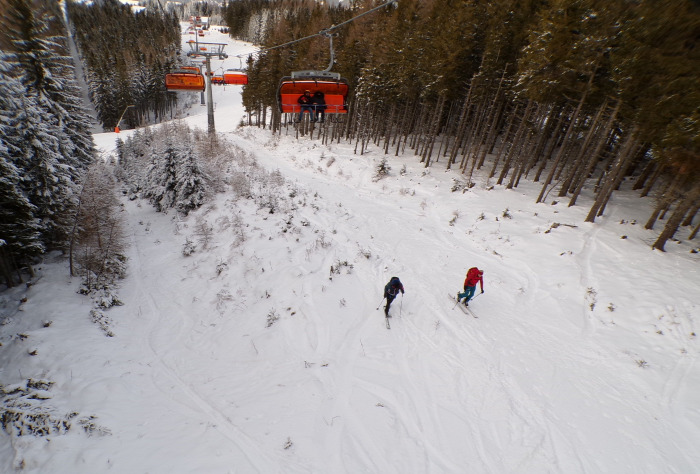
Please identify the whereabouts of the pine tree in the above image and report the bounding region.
[67,0,181,130]
[0,55,44,285]
[144,137,179,212]
[2,1,83,248]
[174,143,209,214]
[0,82,44,285]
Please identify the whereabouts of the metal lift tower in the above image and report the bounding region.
[186,41,228,134]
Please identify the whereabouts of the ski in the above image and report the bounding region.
[449,294,478,318]
[385,316,391,329]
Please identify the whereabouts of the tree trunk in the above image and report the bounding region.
[537,71,595,203]
[522,104,556,181]
[533,107,567,182]
[640,164,664,198]
[477,98,507,169]
[0,246,17,288]
[568,101,620,207]
[652,184,700,251]
[644,172,685,229]
[585,127,639,222]
[558,99,609,197]
[681,204,699,227]
[423,95,446,167]
[488,102,520,179]
[498,100,534,185]
[383,103,397,155]
[446,93,473,169]
[689,221,699,240]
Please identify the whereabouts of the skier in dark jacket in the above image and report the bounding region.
[457,267,484,306]
[311,91,326,122]
[383,277,404,317]
[297,90,314,122]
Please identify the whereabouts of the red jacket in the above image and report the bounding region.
[298,93,312,105]
[463,267,483,291]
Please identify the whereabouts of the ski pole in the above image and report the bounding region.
[399,293,403,317]
[376,297,386,311]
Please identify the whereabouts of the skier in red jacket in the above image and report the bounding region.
[457,267,484,306]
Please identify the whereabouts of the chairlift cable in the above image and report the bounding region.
[228,0,397,60]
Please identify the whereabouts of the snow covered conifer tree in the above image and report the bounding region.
[128,125,210,215]
[174,144,209,214]
[0,157,44,287]
[0,57,44,285]
[2,0,96,248]
[5,0,95,174]
[143,137,179,212]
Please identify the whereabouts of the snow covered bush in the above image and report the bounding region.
[116,123,213,215]
[373,159,391,181]
[182,238,197,256]
[266,309,280,328]
[90,309,114,337]
[194,218,214,249]
[69,161,127,292]
[0,379,106,438]
[329,259,353,276]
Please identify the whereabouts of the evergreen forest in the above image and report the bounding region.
[0,0,96,287]
[224,0,700,250]
[66,0,181,130]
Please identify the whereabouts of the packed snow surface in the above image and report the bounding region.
[1,26,699,474]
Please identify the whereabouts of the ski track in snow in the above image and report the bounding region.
[222,128,700,474]
[576,225,600,337]
[119,202,279,473]
[3,25,699,474]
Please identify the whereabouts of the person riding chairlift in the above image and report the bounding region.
[297,90,314,122]
[312,91,326,123]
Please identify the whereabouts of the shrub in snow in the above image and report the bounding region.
[0,379,106,438]
[266,309,279,328]
[92,289,124,309]
[451,179,467,193]
[70,161,127,291]
[78,415,112,437]
[182,238,196,256]
[216,261,228,276]
[194,218,214,249]
[373,159,391,181]
[90,309,114,337]
[215,289,233,314]
[357,247,371,259]
[329,260,353,276]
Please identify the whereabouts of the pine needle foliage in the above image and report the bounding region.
[66,0,181,130]
[225,0,699,248]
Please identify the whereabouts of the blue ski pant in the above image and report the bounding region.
[458,286,476,303]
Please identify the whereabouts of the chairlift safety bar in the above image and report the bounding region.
[290,70,341,80]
